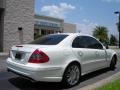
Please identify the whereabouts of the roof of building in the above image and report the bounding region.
[35,15,64,22]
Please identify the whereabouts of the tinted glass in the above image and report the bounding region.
[72,37,87,48]
[30,34,68,45]
[72,36,103,49]
[85,36,103,49]
[72,37,80,48]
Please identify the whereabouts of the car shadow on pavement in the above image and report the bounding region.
[8,77,63,90]
[8,68,111,90]
[80,67,110,82]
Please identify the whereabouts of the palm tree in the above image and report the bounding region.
[110,34,118,45]
[93,26,109,43]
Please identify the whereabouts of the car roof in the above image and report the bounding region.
[51,33,93,37]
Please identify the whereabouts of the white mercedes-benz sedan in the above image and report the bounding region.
[7,33,117,87]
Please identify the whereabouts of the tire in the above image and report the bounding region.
[110,56,117,70]
[62,63,81,87]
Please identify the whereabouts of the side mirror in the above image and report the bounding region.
[105,45,109,49]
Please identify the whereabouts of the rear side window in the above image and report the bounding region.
[72,36,87,48]
[72,36,103,49]
[30,34,68,45]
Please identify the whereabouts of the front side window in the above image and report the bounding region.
[30,34,68,45]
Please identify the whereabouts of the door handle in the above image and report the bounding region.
[78,51,83,56]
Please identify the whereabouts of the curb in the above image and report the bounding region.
[78,71,120,90]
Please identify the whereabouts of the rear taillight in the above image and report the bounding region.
[28,49,49,63]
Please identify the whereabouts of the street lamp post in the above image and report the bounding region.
[114,11,120,48]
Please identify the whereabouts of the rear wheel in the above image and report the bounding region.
[62,63,81,87]
[110,56,117,70]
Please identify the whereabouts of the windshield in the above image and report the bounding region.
[30,34,68,45]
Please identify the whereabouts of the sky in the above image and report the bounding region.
[35,0,120,37]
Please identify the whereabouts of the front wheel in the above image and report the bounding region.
[110,56,117,70]
[62,63,81,87]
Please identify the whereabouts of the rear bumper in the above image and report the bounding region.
[6,58,63,82]
[7,68,35,82]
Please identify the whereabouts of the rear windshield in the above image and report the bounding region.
[30,34,68,45]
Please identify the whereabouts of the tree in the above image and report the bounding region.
[110,34,118,46]
[93,26,109,44]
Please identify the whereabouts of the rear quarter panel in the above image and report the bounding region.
[39,46,80,73]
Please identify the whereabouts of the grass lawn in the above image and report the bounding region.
[95,78,120,90]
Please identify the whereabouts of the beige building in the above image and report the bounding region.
[34,15,76,37]
[35,15,64,36]
[63,23,76,33]
[0,0,34,52]
[0,0,76,52]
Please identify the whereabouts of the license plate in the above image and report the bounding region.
[15,53,22,60]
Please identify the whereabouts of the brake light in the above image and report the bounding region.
[29,49,49,63]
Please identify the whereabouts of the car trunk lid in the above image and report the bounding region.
[10,44,53,64]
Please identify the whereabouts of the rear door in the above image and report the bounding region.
[84,36,107,68]
[72,36,107,73]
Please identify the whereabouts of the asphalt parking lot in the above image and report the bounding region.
[0,51,120,90]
